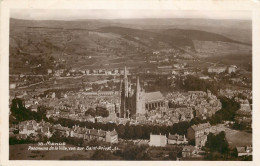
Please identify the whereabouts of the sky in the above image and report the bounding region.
[10,9,251,20]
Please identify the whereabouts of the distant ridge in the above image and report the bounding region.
[97,26,195,49]
[10,18,252,44]
[161,29,251,46]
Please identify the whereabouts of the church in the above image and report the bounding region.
[119,67,167,119]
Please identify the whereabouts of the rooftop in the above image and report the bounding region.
[182,145,196,152]
[107,130,118,136]
[191,123,211,131]
[236,147,246,153]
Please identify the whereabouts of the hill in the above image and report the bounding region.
[97,26,194,49]
[9,18,252,74]
[108,18,252,44]
[161,29,249,45]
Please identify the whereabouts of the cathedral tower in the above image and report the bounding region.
[136,77,145,115]
[120,66,129,118]
[124,66,128,97]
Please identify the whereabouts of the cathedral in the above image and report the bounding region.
[119,67,167,119]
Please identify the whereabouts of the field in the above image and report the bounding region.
[215,124,252,148]
[178,59,213,68]
[193,40,251,58]
[203,54,252,66]
[226,130,252,148]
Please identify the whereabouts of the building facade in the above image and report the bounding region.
[149,133,167,147]
[168,133,188,145]
[105,129,118,144]
[235,102,252,128]
[187,123,211,147]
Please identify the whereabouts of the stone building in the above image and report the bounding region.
[120,66,167,119]
[208,66,227,74]
[149,133,167,147]
[168,133,188,145]
[187,123,211,147]
[105,129,118,144]
[228,65,237,74]
[235,101,252,128]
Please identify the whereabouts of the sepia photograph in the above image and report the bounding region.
[3,4,255,163]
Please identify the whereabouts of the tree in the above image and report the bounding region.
[117,124,125,138]
[125,125,135,139]
[91,151,118,160]
[85,108,95,117]
[180,75,219,95]
[120,144,150,160]
[134,126,143,139]
[169,151,177,160]
[188,139,195,146]
[92,83,99,91]
[49,131,63,142]
[96,107,109,117]
[205,131,229,154]
[208,97,240,125]
[10,98,47,123]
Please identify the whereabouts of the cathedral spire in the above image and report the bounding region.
[124,66,127,78]
[136,76,140,92]
[123,66,128,97]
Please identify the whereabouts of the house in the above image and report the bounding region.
[70,125,107,142]
[89,128,106,141]
[195,135,207,147]
[187,123,211,147]
[175,107,194,121]
[10,134,27,140]
[208,66,227,74]
[153,51,160,55]
[47,69,52,74]
[168,133,188,145]
[30,105,38,112]
[149,133,167,147]
[235,102,252,128]
[19,120,38,136]
[136,140,149,146]
[51,92,56,99]
[80,70,85,74]
[236,146,252,157]
[9,127,16,134]
[228,65,237,74]
[85,115,95,123]
[182,145,197,158]
[92,70,98,74]
[114,69,119,74]
[10,83,16,89]
[199,76,211,80]
[53,124,70,137]
[86,70,90,75]
[106,129,118,143]
[54,69,64,77]
[71,126,86,138]
[19,124,36,136]
[40,127,52,138]
[187,123,211,139]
